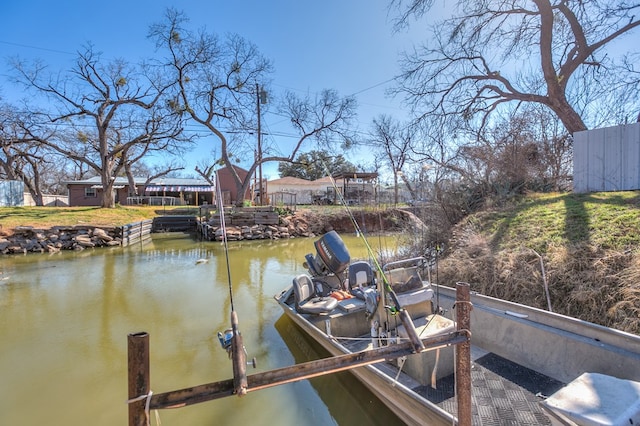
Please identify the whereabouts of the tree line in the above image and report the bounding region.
[374,0,638,223]
[1,9,357,208]
[1,2,638,213]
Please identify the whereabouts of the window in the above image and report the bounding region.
[85,187,97,198]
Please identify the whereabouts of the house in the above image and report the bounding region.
[267,172,379,206]
[215,165,251,205]
[65,165,252,207]
[267,176,329,205]
[66,176,215,207]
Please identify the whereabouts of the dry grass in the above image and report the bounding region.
[435,191,640,335]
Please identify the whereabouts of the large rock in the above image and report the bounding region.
[92,228,114,242]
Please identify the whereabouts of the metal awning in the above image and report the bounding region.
[145,186,214,192]
[91,185,125,189]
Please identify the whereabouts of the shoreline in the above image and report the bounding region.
[0,208,416,255]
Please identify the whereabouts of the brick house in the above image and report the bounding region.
[66,165,251,207]
[66,176,215,207]
[215,165,251,205]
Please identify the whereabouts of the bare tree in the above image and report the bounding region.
[620,52,640,122]
[151,8,357,206]
[0,102,61,205]
[415,105,572,202]
[370,115,415,204]
[391,0,640,134]
[11,45,190,207]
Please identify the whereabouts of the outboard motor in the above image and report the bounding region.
[304,231,350,277]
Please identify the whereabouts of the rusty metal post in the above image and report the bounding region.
[128,332,150,426]
[455,282,472,426]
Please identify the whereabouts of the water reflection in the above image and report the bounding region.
[0,233,401,425]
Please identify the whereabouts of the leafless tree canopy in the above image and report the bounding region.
[0,102,60,204]
[371,115,416,203]
[10,46,189,207]
[390,0,640,134]
[151,8,357,206]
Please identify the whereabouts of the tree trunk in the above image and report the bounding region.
[101,172,115,208]
[548,99,588,134]
[125,167,139,197]
[534,0,588,135]
[393,173,399,205]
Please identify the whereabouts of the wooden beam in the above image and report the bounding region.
[149,330,469,410]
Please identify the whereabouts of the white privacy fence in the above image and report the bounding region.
[574,122,640,193]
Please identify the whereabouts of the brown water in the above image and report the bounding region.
[0,233,405,425]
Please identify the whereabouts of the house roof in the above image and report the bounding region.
[66,176,212,186]
[268,176,318,186]
[313,176,335,184]
[332,172,378,180]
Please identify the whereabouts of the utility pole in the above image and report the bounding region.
[256,84,267,206]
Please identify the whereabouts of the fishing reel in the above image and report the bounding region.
[217,328,233,352]
[217,328,257,368]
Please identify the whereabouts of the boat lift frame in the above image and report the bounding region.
[127,283,473,426]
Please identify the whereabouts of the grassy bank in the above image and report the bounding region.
[433,191,640,334]
[2,193,638,334]
[0,205,170,235]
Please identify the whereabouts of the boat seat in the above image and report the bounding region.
[395,286,434,307]
[292,274,338,315]
[348,261,375,300]
[540,372,640,426]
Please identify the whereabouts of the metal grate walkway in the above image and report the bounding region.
[416,352,565,425]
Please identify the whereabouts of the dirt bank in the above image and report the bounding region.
[197,207,419,241]
[289,207,423,235]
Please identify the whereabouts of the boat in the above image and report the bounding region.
[274,230,640,425]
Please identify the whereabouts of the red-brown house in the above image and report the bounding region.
[215,165,251,205]
[66,176,215,207]
[65,165,252,207]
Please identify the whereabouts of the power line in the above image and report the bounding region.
[348,76,399,97]
[0,40,76,56]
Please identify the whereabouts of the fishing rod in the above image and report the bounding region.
[214,170,253,396]
[323,167,425,353]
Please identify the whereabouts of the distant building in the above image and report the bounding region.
[332,172,378,205]
[267,173,378,206]
[66,176,215,207]
[215,165,251,205]
[65,165,252,207]
[267,176,329,205]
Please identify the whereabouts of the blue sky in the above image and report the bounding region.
[1,0,428,179]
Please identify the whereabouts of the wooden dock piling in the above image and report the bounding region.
[127,332,150,426]
[456,282,472,426]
